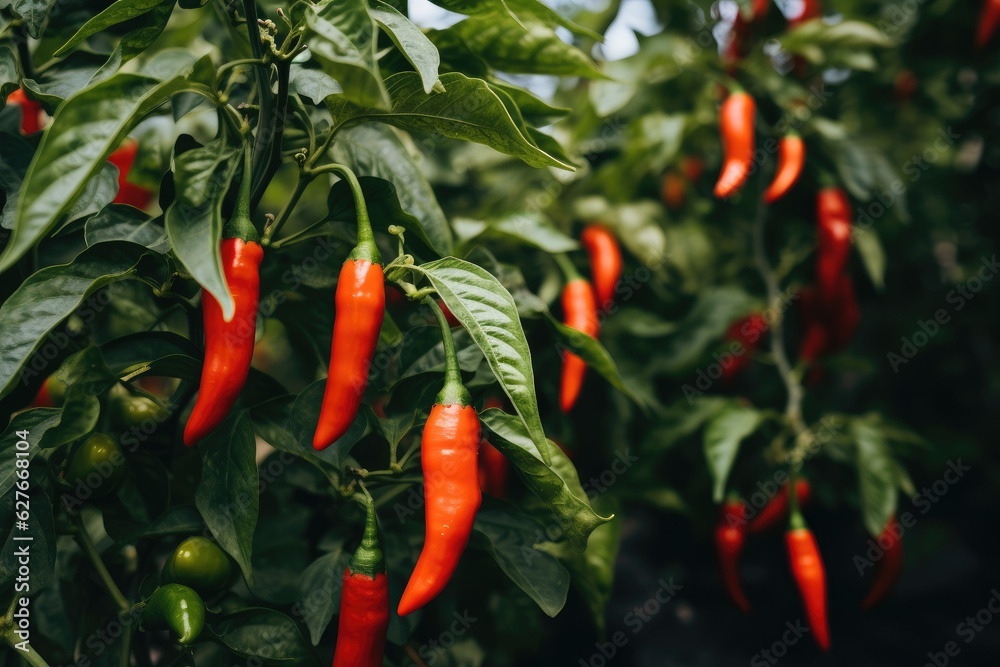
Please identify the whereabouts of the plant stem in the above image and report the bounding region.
[0,636,50,667]
[241,0,276,208]
[310,163,378,261]
[554,253,581,282]
[262,171,313,245]
[73,514,130,612]
[425,298,470,406]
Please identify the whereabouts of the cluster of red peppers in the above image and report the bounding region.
[715,479,903,651]
[556,224,622,412]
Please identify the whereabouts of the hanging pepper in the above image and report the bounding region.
[30,375,66,409]
[314,167,385,450]
[715,500,751,612]
[861,516,903,609]
[478,396,509,498]
[714,91,756,199]
[726,0,770,63]
[797,274,859,369]
[333,501,389,667]
[748,479,812,533]
[786,483,830,650]
[816,186,853,302]
[721,313,768,380]
[398,301,481,616]
[141,584,206,645]
[977,0,1000,47]
[7,88,42,135]
[108,138,154,210]
[184,146,262,447]
[580,224,623,313]
[763,133,805,204]
[556,256,600,413]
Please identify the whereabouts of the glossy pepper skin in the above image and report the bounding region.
[816,187,853,301]
[108,139,154,210]
[763,134,805,203]
[714,92,756,199]
[162,537,233,596]
[977,0,1000,48]
[30,375,66,408]
[398,402,482,616]
[7,88,42,134]
[787,528,830,650]
[313,257,385,449]
[861,516,903,609]
[333,504,389,667]
[65,433,126,498]
[580,225,623,312]
[715,501,751,612]
[183,235,263,446]
[141,584,206,645]
[747,479,812,533]
[559,279,600,413]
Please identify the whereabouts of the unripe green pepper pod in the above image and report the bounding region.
[141,583,206,645]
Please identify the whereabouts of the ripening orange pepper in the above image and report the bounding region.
[559,278,599,412]
[580,224,622,312]
[714,91,756,199]
[763,134,805,204]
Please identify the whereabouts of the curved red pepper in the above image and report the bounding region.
[580,224,623,312]
[714,92,756,199]
[397,402,481,616]
[559,278,600,413]
[861,516,903,609]
[786,527,830,650]
[108,139,154,210]
[977,0,1000,48]
[747,480,812,533]
[184,236,263,446]
[313,257,385,450]
[715,501,751,612]
[816,187,853,302]
[7,89,42,135]
[763,134,805,204]
[333,504,389,667]
[722,313,768,380]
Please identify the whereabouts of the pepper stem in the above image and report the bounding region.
[224,138,259,243]
[310,163,379,264]
[426,297,471,406]
[554,253,581,282]
[788,466,806,531]
[348,496,385,577]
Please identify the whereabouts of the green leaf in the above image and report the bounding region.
[0,488,56,595]
[55,0,171,56]
[327,72,573,170]
[854,227,886,291]
[40,347,118,449]
[413,257,548,459]
[444,16,604,78]
[294,0,386,108]
[296,549,349,645]
[854,420,898,536]
[487,80,569,124]
[9,0,57,38]
[656,287,756,374]
[427,0,600,39]
[332,124,451,254]
[90,1,175,83]
[195,413,259,587]
[209,608,315,663]
[545,314,642,406]
[0,65,210,272]
[165,137,242,320]
[704,404,764,502]
[288,65,343,103]
[369,0,441,93]
[0,241,157,400]
[85,204,169,251]
[0,45,19,105]
[0,411,56,498]
[473,509,570,617]
[488,84,574,167]
[458,213,577,253]
[480,408,610,551]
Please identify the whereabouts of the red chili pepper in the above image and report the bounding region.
[184,158,262,447]
[787,526,830,650]
[313,255,385,450]
[559,278,600,413]
[397,347,481,616]
[763,134,805,204]
[727,0,770,63]
[183,238,263,446]
[714,91,756,199]
[108,139,155,210]
[721,313,768,380]
[333,503,389,667]
[661,171,686,209]
[438,299,461,327]
[7,88,42,135]
[580,225,622,312]
[715,501,751,612]
[861,516,903,609]
[977,0,1000,48]
[787,0,821,27]
[478,397,509,498]
[816,186,853,302]
[747,480,812,533]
